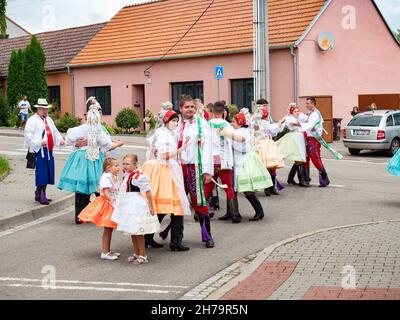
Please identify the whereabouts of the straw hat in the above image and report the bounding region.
[34,98,51,109]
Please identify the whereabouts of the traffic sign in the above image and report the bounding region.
[215,66,224,80]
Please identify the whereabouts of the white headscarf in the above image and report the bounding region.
[85,98,102,161]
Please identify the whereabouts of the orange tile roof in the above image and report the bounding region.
[70,0,327,67]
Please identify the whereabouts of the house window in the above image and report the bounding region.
[48,86,61,108]
[86,86,111,115]
[231,79,254,111]
[171,81,204,112]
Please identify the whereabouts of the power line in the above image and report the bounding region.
[143,0,215,75]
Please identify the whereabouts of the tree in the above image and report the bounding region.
[0,89,8,125]
[23,35,47,106]
[7,49,25,108]
[395,29,400,44]
[115,108,141,131]
[0,0,6,39]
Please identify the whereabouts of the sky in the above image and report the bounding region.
[5,0,400,34]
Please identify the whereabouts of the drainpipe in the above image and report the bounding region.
[290,45,298,104]
[67,66,75,116]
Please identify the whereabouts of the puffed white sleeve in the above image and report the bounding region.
[266,122,282,137]
[200,119,214,176]
[99,174,112,190]
[232,128,248,153]
[300,113,319,132]
[24,117,41,151]
[98,131,113,152]
[66,125,86,147]
[136,174,151,193]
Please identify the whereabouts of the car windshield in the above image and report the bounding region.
[348,115,382,127]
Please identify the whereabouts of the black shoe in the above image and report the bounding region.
[227,198,241,223]
[194,213,199,222]
[270,186,279,196]
[75,219,83,225]
[145,239,164,248]
[287,165,298,185]
[246,194,265,221]
[297,165,310,187]
[169,243,190,251]
[210,196,220,210]
[264,188,271,197]
[205,238,215,248]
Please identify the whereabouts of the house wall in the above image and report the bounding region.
[72,53,254,125]
[297,0,400,127]
[46,72,73,116]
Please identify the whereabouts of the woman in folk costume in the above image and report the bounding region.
[111,155,160,265]
[251,100,285,197]
[276,104,309,187]
[25,98,65,205]
[155,101,174,129]
[58,97,124,224]
[219,109,273,221]
[177,95,215,248]
[141,109,192,252]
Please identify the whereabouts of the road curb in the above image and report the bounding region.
[182,219,400,300]
[0,170,10,182]
[0,132,24,138]
[0,194,74,232]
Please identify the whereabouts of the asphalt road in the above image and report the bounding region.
[0,135,399,300]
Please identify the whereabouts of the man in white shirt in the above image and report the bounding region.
[177,95,215,248]
[299,97,330,187]
[18,95,33,129]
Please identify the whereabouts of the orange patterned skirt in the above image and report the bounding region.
[258,139,285,169]
[78,195,117,228]
[141,160,185,216]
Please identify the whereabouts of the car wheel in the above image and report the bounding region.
[387,139,400,157]
[348,148,361,156]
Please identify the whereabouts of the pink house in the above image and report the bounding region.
[69,0,400,142]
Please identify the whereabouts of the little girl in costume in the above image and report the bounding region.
[219,109,273,221]
[112,155,160,265]
[78,157,120,261]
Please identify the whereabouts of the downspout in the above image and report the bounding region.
[67,66,75,116]
[290,45,298,104]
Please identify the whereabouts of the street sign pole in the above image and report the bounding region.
[217,79,220,101]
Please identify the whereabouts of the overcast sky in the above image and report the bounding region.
[5,0,400,34]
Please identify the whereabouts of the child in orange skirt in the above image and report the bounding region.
[78,157,120,261]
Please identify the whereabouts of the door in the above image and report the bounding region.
[316,96,333,143]
[358,94,400,111]
[132,85,145,131]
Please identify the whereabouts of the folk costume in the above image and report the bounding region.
[177,112,215,248]
[299,108,330,187]
[58,98,113,223]
[279,106,309,187]
[252,106,285,196]
[24,99,64,205]
[77,172,119,228]
[142,110,191,251]
[388,149,400,176]
[232,112,273,221]
[111,169,160,236]
[207,116,242,225]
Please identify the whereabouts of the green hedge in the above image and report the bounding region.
[0,157,10,177]
[55,113,81,133]
[115,108,140,131]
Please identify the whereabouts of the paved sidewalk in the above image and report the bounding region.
[181,221,400,300]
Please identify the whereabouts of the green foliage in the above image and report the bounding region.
[48,101,61,121]
[395,29,400,44]
[24,36,47,107]
[0,156,10,176]
[115,108,140,131]
[0,0,6,38]
[0,89,8,125]
[7,49,25,108]
[55,113,81,133]
[144,108,156,130]
[102,123,124,135]
[228,104,239,118]
[6,108,20,127]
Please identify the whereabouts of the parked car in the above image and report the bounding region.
[343,110,400,156]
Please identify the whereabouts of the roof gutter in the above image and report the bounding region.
[68,49,253,69]
[293,0,333,47]
[290,46,298,103]
[67,66,75,116]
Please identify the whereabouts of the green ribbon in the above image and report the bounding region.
[196,116,207,207]
[313,109,343,161]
